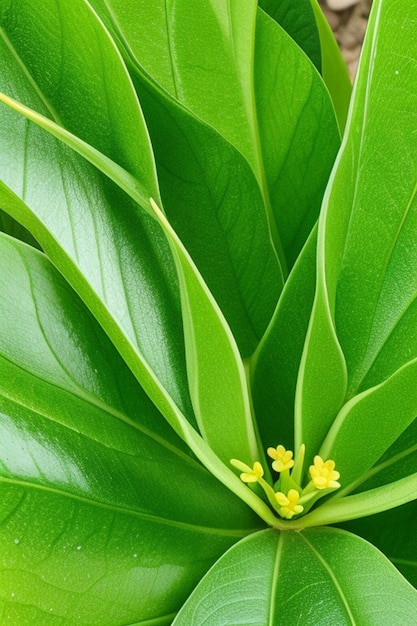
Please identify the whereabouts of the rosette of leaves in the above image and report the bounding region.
[1,0,417,623]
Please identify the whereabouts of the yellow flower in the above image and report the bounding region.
[267,444,294,472]
[274,489,303,519]
[230,459,264,483]
[309,456,340,490]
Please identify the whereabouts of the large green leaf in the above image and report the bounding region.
[0,0,159,194]
[296,0,417,480]
[0,0,202,437]
[174,527,417,624]
[0,232,259,623]
[90,0,339,270]
[0,0,194,416]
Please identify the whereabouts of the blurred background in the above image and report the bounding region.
[319,0,373,79]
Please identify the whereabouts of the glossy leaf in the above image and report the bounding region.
[0,0,159,193]
[0,232,259,622]
[0,1,200,432]
[174,527,417,624]
[296,0,417,473]
[0,179,279,528]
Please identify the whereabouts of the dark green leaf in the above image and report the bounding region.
[254,9,340,268]
[259,0,321,71]
[250,225,317,451]
[341,501,417,589]
[128,70,283,357]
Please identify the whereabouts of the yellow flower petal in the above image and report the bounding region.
[309,455,340,490]
[267,444,294,472]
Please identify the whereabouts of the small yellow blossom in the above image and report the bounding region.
[230,459,264,483]
[267,445,294,472]
[274,489,304,519]
[309,456,340,490]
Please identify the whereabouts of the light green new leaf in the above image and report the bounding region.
[0,233,259,623]
[174,527,417,625]
[296,0,417,469]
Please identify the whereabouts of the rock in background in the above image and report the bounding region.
[320,0,373,79]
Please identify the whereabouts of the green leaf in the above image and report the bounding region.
[302,472,417,527]
[127,68,283,357]
[0,209,39,248]
[254,9,340,268]
[174,527,417,624]
[93,0,339,272]
[319,358,417,487]
[0,0,159,194]
[0,232,259,623]
[259,0,321,71]
[341,501,417,588]
[0,1,198,434]
[310,0,352,132]
[296,0,417,469]
[149,199,261,468]
[347,418,417,496]
[250,225,317,451]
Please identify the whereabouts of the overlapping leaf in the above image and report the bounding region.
[128,70,283,357]
[0,0,279,517]
[0,233,259,623]
[296,0,417,501]
[0,0,193,421]
[259,0,321,71]
[90,0,339,272]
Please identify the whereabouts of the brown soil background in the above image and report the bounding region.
[320,0,373,79]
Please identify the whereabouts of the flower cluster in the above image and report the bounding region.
[231,444,340,520]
